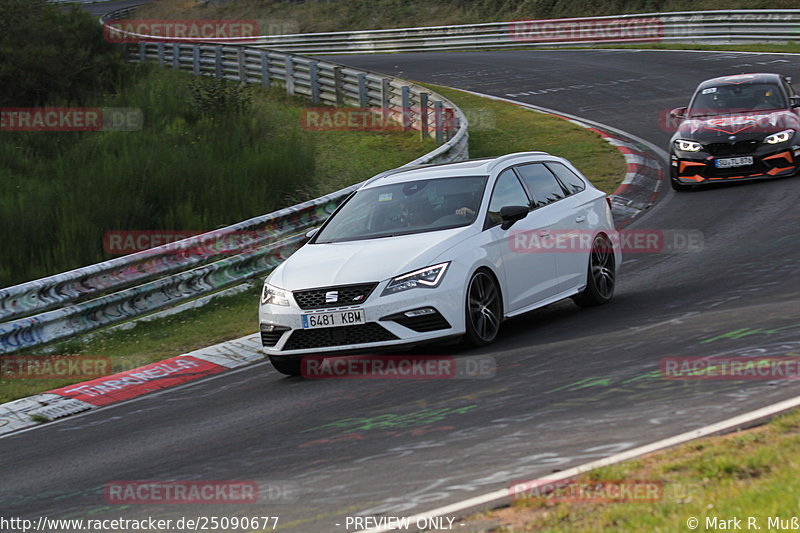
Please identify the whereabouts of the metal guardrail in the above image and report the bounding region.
[148,10,797,55]
[0,8,469,354]
[293,10,800,54]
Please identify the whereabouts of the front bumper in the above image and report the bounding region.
[258,279,465,356]
[671,145,800,185]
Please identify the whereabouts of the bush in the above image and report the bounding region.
[0,70,316,286]
[0,0,130,106]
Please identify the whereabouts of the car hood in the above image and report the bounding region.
[676,110,800,141]
[267,227,471,290]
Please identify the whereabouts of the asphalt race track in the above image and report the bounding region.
[80,0,142,17]
[2,50,800,531]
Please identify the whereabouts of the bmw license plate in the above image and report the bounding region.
[301,310,365,329]
[714,156,753,168]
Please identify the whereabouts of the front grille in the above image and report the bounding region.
[382,309,452,333]
[706,140,759,156]
[293,283,378,310]
[283,322,398,350]
[261,324,290,347]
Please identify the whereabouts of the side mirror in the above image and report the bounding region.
[303,227,319,244]
[669,107,688,119]
[499,205,529,230]
[791,97,800,108]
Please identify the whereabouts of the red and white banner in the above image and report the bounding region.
[49,356,226,406]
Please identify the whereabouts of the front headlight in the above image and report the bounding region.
[261,282,290,306]
[382,262,450,296]
[765,129,795,145]
[674,139,703,152]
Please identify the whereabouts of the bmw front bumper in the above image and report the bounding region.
[671,143,800,185]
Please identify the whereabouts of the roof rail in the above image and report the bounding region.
[363,157,496,186]
[364,153,554,188]
[486,151,551,172]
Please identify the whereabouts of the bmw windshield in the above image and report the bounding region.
[688,82,788,117]
[314,176,487,243]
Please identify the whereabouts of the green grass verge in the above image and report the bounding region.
[470,408,800,532]
[0,87,625,404]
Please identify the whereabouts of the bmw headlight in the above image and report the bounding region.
[674,139,703,152]
[765,129,795,145]
[261,282,290,306]
[382,262,450,296]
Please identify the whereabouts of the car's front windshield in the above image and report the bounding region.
[689,82,787,117]
[314,176,487,243]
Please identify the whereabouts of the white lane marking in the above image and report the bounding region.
[355,393,800,533]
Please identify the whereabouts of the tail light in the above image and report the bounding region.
[606,196,613,211]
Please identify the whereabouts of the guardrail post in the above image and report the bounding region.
[157,42,164,67]
[172,43,180,69]
[261,52,270,88]
[285,56,295,96]
[333,66,344,106]
[139,42,146,63]
[357,73,368,108]
[214,46,223,79]
[401,86,411,131]
[381,78,391,124]
[237,48,247,82]
[309,61,320,104]
[192,46,200,76]
[434,100,444,144]
[419,92,429,140]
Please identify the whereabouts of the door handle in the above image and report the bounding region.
[539,230,551,237]
[575,215,586,223]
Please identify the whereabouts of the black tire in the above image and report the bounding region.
[572,234,616,307]
[671,178,692,191]
[269,355,302,376]
[462,270,502,347]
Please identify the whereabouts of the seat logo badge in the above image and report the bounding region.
[325,291,339,303]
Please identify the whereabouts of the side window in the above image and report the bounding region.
[546,162,586,195]
[784,78,797,103]
[515,163,567,208]
[486,168,529,227]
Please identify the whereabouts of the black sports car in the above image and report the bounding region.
[669,73,800,191]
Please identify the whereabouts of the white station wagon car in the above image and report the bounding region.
[260,152,620,375]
